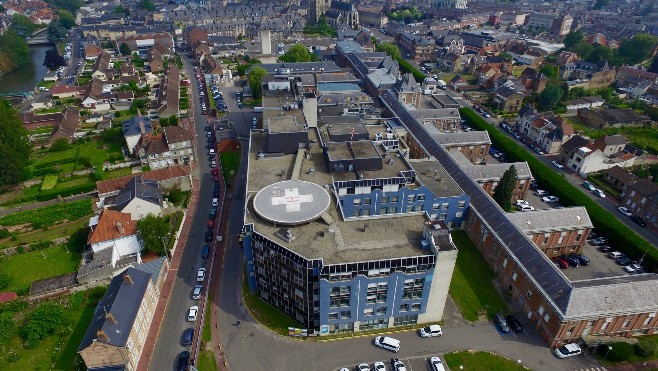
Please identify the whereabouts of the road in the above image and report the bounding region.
[149,56,224,371]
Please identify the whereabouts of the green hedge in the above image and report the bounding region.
[397,58,425,83]
[460,107,658,272]
[38,182,96,201]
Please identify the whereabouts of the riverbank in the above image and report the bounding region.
[0,43,51,94]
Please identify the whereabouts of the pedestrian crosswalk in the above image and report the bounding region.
[453,96,464,100]
[574,367,606,371]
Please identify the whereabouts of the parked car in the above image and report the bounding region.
[212,198,219,207]
[515,200,530,207]
[196,268,206,282]
[598,245,613,253]
[535,189,548,196]
[551,161,564,169]
[560,254,580,267]
[617,206,633,217]
[631,215,647,227]
[391,359,407,371]
[207,219,214,229]
[608,251,624,260]
[373,362,386,371]
[192,285,202,300]
[517,204,535,212]
[494,313,511,332]
[182,328,194,346]
[534,147,544,155]
[571,254,590,266]
[374,336,400,352]
[555,257,570,269]
[554,343,582,358]
[590,237,609,246]
[428,357,446,371]
[506,315,524,333]
[592,189,606,198]
[356,363,370,371]
[616,256,632,266]
[202,245,210,259]
[177,351,190,371]
[624,263,644,274]
[187,306,199,321]
[205,230,213,242]
[542,195,560,203]
[419,324,443,337]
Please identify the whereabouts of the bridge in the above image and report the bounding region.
[26,28,52,46]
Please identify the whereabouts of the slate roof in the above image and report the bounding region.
[431,131,491,146]
[135,257,166,285]
[507,207,593,234]
[495,85,522,99]
[394,73,421,93]
[115,176,162,211]
[409,109,461,120]
[122,116,152,137]
[330,0,357,12]
[461,162,533,181]
[561,135,592,154]
[568,275,658,318]
[589,109,650,123]
[78,268,151,351]
[605,165,640,185]
[255,61,341,75]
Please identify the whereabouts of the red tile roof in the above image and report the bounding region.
[88,209,137,244]
[0,292,17,303]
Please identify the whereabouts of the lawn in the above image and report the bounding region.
[196,350,218,371]
[449,231,508,321]
[33,107,64,115]
[566,118,658,154]
[0,244,81,291]
[219,150,240,185]
[594,336,658,365]
[202,293,212,342]
[30,137,124,173]
[104,167,135,179]
[444,351,527,371]
[242,269,302,336]
[0,216,90,249]
[0,198,93,228]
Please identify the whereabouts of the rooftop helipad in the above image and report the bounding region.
[252,180,331,225]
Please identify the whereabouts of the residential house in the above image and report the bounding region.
[78,261,166,370]
[555,51,578,66]
[49,107,81,143]
[155,65,180,119]
[358,10,388,28]
[520,67,548,94]
[86,209,141,267]
[115,32,174,57]
[393,73,422,109]
[124,116,153,155]
[491,85,524,112]
[564,96,605,111]
[436,50,465,73]
[81,78,112,112]
[111,176,163,220]
[604,166,641,195]
[507,207,593,257]
[518,111,575,154]
[577,108,652,129]
[136,126,194,169]
[85,44,103,60]
[621,179,658,228]
[561,135,637,175]
[96,165,192,205]
[396,33,437,61]
[50,84,85,99]
[187,26,209,49]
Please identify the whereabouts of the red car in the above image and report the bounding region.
[213,175,220,183]
[207,220,214,229]
[211,168,219,175]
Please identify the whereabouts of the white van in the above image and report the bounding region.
[253,106,263,113]
[374,336,400,352]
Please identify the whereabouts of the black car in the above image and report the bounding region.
[204,230,213,242]
[213,188,220,198]
[506,315,524,333]
[616,256,632,266]
[631,215,647,227]
[571,254,590,266]
[598,245,614,253]
[202,245,210,259]
[177,351,190,371]
[590,237,609,246]
[560,254,580,268]
[205,125,211,131]
[182,328,194,346]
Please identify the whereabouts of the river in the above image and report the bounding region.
[0,44,53,95]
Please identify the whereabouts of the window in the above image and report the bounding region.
[441,204,449,210]
[381,207,388,214]
[601,318,612,331]
[381,196,388,203]
[622,320,630,328]
[526,290,532,300]
[329,312,338,320]
[458,200,466,208]
[502,257,508,268]
[377,306,387,315]
[543,314,550,322]
[538,306,545,316]
[353,199,361,205]
[432,203,440,210]
[411,303,421,310]
[439,213,447,220]
[567,326,575,334]
[399,304,410,312]
[403,278,424,299]
[417,194,425,201]
[390,196,398,203]
[644,313,656,326]
[341,310,351,319]
[393,315,417,326]
[512,272,518,281]
[364,198,371,205]
[364,308,374,316]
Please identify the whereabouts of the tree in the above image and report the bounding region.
[499,51,513,62]
[280,44,313,62]
[594,0,611,9]
[114,5,129,15]
[43,48,66,70]
[563,30,584,49]
[376,42,401,60]
[538,64,559,78]
[0,5,5,13]
[119,42,132,56]
[47,0,84,13]
[47,20,67,43]
[0,99,31,185]
[492,165,517,211]
[649,56,658,73]
[0,30,31,69]
[617,34,657,65]
[19,302,66,347]
[248,66,267,99]
[168,115,179,126]
[136,214,170,255]
[586,45,616,64]
[537,84,564,111]
[571,41,594,60]
[11,14,35,38]
[139,0,155,11]
[58,9,75,29]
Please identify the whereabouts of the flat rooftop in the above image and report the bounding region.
[408,160,464,197]
[326,140,380,161]
[267,115,305,134]
[246,130,432,264]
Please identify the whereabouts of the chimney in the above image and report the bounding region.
[105,312,117,324]
[96,330,110,343]
[116,221,124,236]
[123,273,133,285]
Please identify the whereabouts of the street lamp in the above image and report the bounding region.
[160,233,172,260]
[604,345,613,360]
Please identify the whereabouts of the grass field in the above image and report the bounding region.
[30,140,123,174]
[444,351,527,371]
[566,118,658,154]
[0,244,81,291]
[196,350,219,371]
[0,216,90,249]
[220,150,240,185]
[449,231,508,321]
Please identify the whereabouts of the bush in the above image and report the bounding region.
[599,342,634,362]
[49,138,70,152]
[0,273,12,290]
[635,338,658,357]
[168,187,183,204]
[0,228,10,239]
[460,107,658,272]
[19,302,66,347]
[37,182,96,201]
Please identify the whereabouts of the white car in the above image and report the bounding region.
[429,356,446,371]
[517,204,535,212]
[356,364,370,371]
[514,200,530,207]
[373,362,386,371]
[551,160,564,169]
[617,206,633,217]
[542,196,559,203]
[187,306,199,321]
[624,263,644,274]
[192,285,202,300]
[419,324,443,337]
[212,198,219,207]
[582,181,596,191]
[535,189,548,196]
[196,268,206,282]
[592,189,606,198]
[554,343,582,358]
[392,360,407,371]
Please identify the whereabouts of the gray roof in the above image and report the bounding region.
[395,73,421,93]
[116,176,162,211]
[256,61,341,75]
[462,162,533,181]
[78,268,151,351]
[495,85,522,99]
[134,257,166,285]
[431,131,491,146]
[122,116,152,138]
[568,274,658,317]
[561,135,592,153]
[380,89,574,317]
[507,207,593,234]
[409,109,461,121]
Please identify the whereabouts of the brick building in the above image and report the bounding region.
[621,179,658,228]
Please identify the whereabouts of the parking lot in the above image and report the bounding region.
[337,355,447,371]
[561,241,637,280]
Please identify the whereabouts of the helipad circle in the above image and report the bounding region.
[252,180,331,225]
